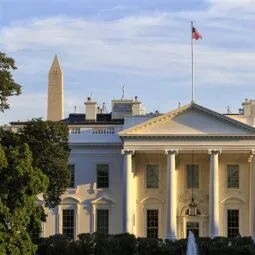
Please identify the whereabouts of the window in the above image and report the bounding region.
[147,209,158,238]
[96,164,109,188]
[187,165,199,189]
[96,209,109,234]
[227,209,239,238]
[62,209,74,239]
[146,165,159,189]
[68,164,75,188]
[227,165,239,188]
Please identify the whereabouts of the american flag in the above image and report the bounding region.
[192,27,202,40]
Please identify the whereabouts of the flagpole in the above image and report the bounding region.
[191,21,195,103]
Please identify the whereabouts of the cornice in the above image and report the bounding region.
[120,134,255,140]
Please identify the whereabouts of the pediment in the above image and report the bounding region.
[91,196,114,204]
[119,103,255,136]
[61,196,81,204]
[140,197,163,204]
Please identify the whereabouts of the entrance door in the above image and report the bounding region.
[186,222,199,238]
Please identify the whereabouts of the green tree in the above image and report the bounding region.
[0,52,21,112]
[21,119,70,208]
[0,143,49,255]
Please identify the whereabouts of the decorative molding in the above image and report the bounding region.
[121,135,255,140]
[208,149,222,155]
[121,149,135,155]
[164,149,178,155]
[61,196,81,204]
[91,196,114,205]
[177,192,209,204]
[221,196,245,205]
[248,150,255,162]
[140,197,163,204]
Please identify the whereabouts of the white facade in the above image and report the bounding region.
[40,101,255,240]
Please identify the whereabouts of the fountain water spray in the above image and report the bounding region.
[187,231,199,255]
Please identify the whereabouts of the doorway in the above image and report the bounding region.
[186,222,199,238]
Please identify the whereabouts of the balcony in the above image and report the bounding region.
[69,127,123,144]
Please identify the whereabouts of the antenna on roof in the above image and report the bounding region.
[74,105,77,113]
[121,85,125,100]
[227,105,231,114]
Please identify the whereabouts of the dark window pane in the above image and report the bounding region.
[97,209,109,234]
[147,210,158,238]
[227,209,239,238]
[63,209,74,239]
[68,164,75,188]
[187,165,199,189]
[97,164,109,188]
[227,165,239,188]
[146,165,159,189]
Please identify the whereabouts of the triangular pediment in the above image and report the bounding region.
[119,103,255,136]
[91,196,114,204]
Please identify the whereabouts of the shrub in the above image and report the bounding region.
[36,233,255,255]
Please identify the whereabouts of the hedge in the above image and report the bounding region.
[35,233,255,255]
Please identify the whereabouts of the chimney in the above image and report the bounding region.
[85,97,97,121]
[132,96,141,115]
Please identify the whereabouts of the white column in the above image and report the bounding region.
[57,206,62,234]
[250,151,255,240]
[165,149,178,240]
[209,149,221,238]
[122,150,134,233]
[76,203,80,240]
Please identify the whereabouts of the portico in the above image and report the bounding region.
[119,103,255,239]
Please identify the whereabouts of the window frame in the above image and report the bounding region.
[96,163,110,189]
[227,209,239,238]
[62,209,75,239]
[142,199,162,239]
[186,164,199,189]
[226,164,239,189]
[145,164,160,189]
[146,209,159,238]
[96,209,109,234]
[223,199,243,238]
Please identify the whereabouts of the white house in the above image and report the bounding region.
[10,56,255,241]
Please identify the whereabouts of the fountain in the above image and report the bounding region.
[186,231,199,255]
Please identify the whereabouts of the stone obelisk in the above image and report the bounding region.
[47,55,64,121]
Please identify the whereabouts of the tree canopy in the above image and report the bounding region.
[0,52,71,254]
[0,52,21,112]
[21,119,70,208]
[0,142,49,255]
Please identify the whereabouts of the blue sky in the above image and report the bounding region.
[1,0,255,124]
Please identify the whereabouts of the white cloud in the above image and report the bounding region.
[0,91,81,124]
[1,2,255,123]
[208,0,255,10]
[1,12,254,80]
